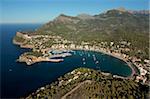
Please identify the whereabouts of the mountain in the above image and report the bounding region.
[77,13,95,20]
[128,10,150,15]
[115,7,150,15]
[37,8,149,39]
[36,8,149,59]
[26,68,149,99]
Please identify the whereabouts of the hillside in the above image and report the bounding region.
[26,68,149,99]
[36,8,149,59]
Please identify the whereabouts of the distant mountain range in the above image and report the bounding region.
[115,7,150,15]
[38,8,149,38]
[36,8,149,59]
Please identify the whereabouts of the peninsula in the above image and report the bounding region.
[13,8,150,98]
[25,68,149,99]
[13,32,72,65]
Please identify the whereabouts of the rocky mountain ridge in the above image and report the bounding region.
[36,8,149,59]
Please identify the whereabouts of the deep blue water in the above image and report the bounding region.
[0,24,132,98]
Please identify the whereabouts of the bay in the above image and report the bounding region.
[0,24,132,98]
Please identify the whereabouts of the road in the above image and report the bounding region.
[61,80,92,99]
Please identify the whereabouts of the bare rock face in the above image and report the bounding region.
[54,14,80,24]
[128,10,150,15]
[55,14,72,23]
[16,32,25,38]
[77,13,95,20]
[116,7,127,12]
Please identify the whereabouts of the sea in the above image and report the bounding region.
[0,24,132,98]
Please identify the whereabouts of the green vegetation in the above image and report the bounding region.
[43,40,54,48]
[36,9,149,59]
[26,68,149,99]
[13,9,149,98]
[13,36,26,43]
[25,51,43,57]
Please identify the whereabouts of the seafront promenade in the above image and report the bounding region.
[71,47,135,78]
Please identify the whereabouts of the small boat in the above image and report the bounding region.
[95,61,99,64]
[9,69,12,72]
[79,54,83,56]
[88,54,90,57]
[82,58,85,61]
[93,58,96,61]
[83,62,86,64]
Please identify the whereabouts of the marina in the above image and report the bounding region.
[0,24,140,98]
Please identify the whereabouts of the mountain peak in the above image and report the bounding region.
[54,14,71,22]
[116,7,127,12]
[54,14,79,24]
[58,14,68,17]
[77,13,94,20]
[105,9,129,16]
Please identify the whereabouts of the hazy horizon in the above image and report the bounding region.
[1,0,149,24]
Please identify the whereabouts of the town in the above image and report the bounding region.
[13,32,150,85]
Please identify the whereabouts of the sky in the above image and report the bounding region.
[0,0,149,24]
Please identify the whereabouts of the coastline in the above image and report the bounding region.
[73,49,136,78]
[12,33,137,78]
[13,40,136,78]
[96,50,136,78]
[25,67,148,99]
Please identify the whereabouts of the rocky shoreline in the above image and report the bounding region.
[14,42,135,78]
[25,68,149,99]
[13,35,72,65]
[16,50,72,65]
[17,56,64,65]
[13,32,149,84]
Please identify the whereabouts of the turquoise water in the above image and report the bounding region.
[0,24,132,98]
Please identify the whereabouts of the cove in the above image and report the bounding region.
[1,24,132,98]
